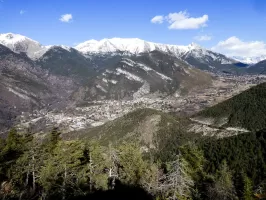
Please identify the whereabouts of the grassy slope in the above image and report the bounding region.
[196,82,266,131]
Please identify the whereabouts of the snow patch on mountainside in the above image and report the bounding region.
[110,79,118,84]
[155,71,172,81]
[102,78,108,83]
[96,84,107,93]
[102,78,118,84]
[8,87,30,100]
[226,127,249,132]
[138,63,153,71]
[116,68,144,82]
[33,47,52,59]
[136,62,172,80]
[58,45,71,52]
[121,58,136,66]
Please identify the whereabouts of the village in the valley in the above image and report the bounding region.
[17,73,266,133]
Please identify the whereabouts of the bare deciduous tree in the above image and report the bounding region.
[159,155,194,200]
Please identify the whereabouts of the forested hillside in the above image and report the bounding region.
[195,82,266,131]
[198,130,266,199]
[1,126,266,200]
[67,108,192,150]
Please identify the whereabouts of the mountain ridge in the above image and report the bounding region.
[75,37,202,55]
[0,33,239,65]
[232,55,266,64]
[74,38,239,67]
[0,33,249,76]
[2,32,263,66]
[0,33,75,60]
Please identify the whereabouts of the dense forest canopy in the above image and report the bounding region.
[196,82,266,131]
[0,126,266,200]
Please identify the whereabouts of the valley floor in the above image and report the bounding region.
[16,73,266,134]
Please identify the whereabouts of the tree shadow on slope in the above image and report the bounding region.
[69,180,153,200]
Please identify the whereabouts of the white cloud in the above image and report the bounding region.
[167,11,208,29]
[59,14,73,23]
[20,10,26,15]
[151,11,208,30]
[151,15,164,24]
[194,35,212,41]
[212,36,266,57]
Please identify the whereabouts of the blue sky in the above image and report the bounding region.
[1,0,266,57]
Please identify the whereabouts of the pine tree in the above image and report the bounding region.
[16,138,41,186]
[117,142,147,185]
[45,127,61,153]
[0,128,25,181]
[79,140,108,192]
[207,160,237,200]
[243,175,253,200]
[39,140,86,199]
[4,128,24,155]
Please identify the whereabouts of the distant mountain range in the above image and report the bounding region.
[1,32,266,132]
[1,33,266,105]
[0,33,252,73]
[2,33,265,65]
[232,55,266,64]
[0,33,214,131]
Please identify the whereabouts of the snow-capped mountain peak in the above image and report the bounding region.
[0,33,37,44]
[0,33,46,59]
[74,38,240,68]
[75,38,157,54]
[0,33,239,67]
[231,55,266,65]
[0,33,74,59]
[75,38,212,58]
